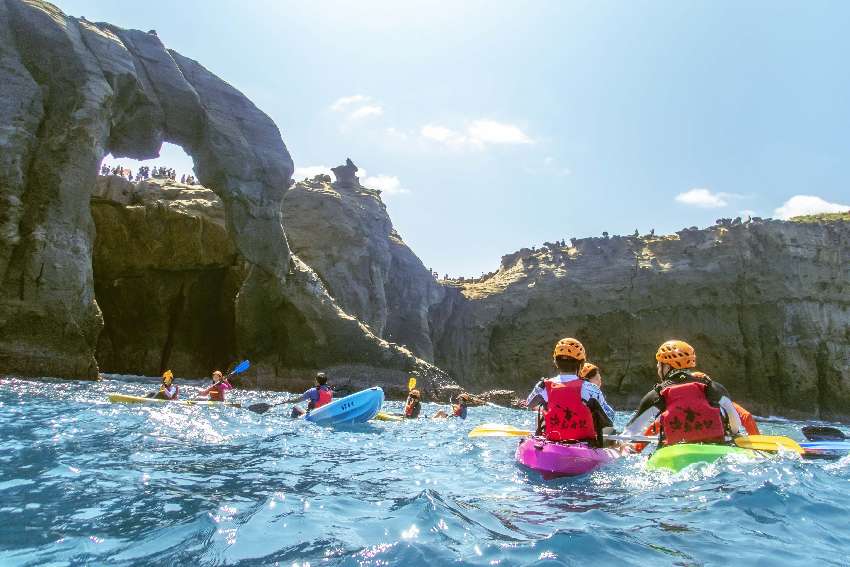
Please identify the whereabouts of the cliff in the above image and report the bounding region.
[0,0,447,393]
[431,219,850,420]
[283,171,445,361]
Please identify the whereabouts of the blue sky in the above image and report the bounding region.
[61,0,850,276]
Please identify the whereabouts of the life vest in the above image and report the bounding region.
[166,384,179,400]
[308,386,332,410]
[405,400,420,418]
[659,381,725,445]
[453,403,467,419]
[543,379,596,442]
[208,381,231,402]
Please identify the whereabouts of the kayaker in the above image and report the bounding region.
[404,389,422,418]
[523,338,616,446]
[198,370,233,402]
[146,370,179,400]
[290,372,333,418]
[432,392,472,419]
[622,340,744,445]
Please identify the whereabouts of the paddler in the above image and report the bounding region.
[404,389,422,418]
[197,370,233,402]
[290,372,333,418]
[146,370,179,400]
[622,340,744,446]
[522,338,615,446]
[432,392,472,419]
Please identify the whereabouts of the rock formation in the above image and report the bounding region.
[431,219,850,420]
[283,172,445,360]
[0,0,446,392]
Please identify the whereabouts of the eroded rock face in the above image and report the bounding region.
[91,176,240,376]
[432,219,850,419]
[0,0,446,390]
[283,173,445,361]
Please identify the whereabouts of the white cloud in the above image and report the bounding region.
[330,95,370,112]
[421,120,533,149]
[361,174,409,195]
[293,165,333,180]
[675,188,729,208]
[348,104,383,120]
[467,119,533,145]
[774,195,850,219]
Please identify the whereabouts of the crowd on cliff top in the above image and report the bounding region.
[100,164,196,185]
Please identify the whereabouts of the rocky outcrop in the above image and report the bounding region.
[282,170,446,361]
[91,176,240,376]
[432,219,850,420]
[0,0,446,390]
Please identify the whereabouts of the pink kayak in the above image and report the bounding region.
[515,437,622,479]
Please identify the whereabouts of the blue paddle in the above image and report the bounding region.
[228,360,250,377]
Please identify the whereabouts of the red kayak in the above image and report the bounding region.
[515,437,622,479]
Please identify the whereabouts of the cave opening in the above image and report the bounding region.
[91,143,240,378]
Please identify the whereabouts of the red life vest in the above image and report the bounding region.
[659,381,725,445]
[405,400,419,417]
[309,386,332,410]
[544,379,596,442]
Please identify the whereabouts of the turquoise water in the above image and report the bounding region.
[1,376,849,566]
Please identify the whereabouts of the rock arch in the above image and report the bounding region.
[0,0,438,385]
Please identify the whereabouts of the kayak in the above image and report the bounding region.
[801,441,850,459]
[647,443,756,472]
[107,393,241,408]
[515,437,621,479]
[304,387,383,426]
[373,411,403,422]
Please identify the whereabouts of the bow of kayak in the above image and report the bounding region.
[305,387,384,426]
[646,443,756,472]
[515,437,621,479]
[107,393,241,407]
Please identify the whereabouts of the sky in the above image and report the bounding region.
[59,0,850,277]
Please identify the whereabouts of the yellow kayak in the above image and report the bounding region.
[373,411,403,422]
[107,393,241,408]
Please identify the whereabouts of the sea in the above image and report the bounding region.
[1,376,848,566]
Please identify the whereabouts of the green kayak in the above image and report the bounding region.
[647,443,757,472]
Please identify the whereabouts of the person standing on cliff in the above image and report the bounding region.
[290,372,333,418]
[522,338,615,446]
[622,340,744,446]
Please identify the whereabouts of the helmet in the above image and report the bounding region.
[409,389,421,399]
[316,372,328,385]
[655,340,696,369]
[553,337,586,361]
[162,370,173,384]
[579,362,598,379]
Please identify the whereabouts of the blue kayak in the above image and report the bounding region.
[801,441,850,459]
[305,387,384,426]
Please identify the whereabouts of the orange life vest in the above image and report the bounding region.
[659,381,725,445]
[544,379,596,442]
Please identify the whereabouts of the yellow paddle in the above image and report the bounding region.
[469,423,533,438]
[734,435,804,455]
[408,376,416,391]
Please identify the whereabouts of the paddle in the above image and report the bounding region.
[469,423,531,438]
[734,434,804,455]
[468,424,659,443]
[408,376,416,392]
[801,425,847,442]
[246,396,300,415]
